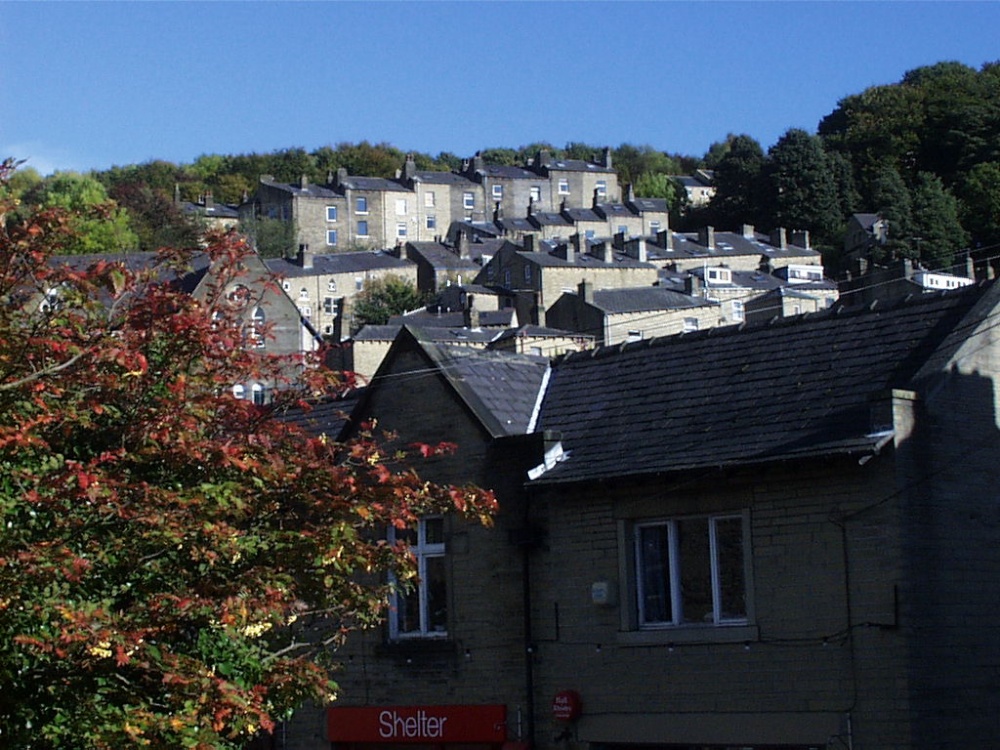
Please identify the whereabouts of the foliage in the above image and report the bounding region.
[0,159,495,748]
[762,129,842,242]
[870,164,914,258]
[632,172,680,204]
[706,134,766,229]
[106,182,200,252]
[957,161,1000,254]
[910,172,969,269]
[241,215,299,260]
[351,275,426,332]
[612,144,680,187]
[19,172,139,255]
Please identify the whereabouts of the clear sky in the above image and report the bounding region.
[2,1,998,176]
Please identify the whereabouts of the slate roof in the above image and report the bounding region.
[266,251,413,279]
[414,171,476,186]
[531,282,996,485]
[259,179,339,199]
[646,230,821,266]
[337,176,408,192]
[588,287,718,314]
[404,242,481,274]
[390,308,516,328]
[276,391,364,440]
[543,158,615,174]
[405,329,550,438]
[479,165,538,180]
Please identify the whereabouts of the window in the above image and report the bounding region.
[323,297,335,314]
[247,307,266,349]
[558,179,570,195]
[706,267,732,284]
[327,279,337,293]
[683,317,699,333]
[504,269,512,287]
[731,299,745,322]
[596,180,607,197]
[355,277,364,291]
[463,192,475,210]
[397,222,407,238]
[530,185,542,203]
[426,215,437,230]
[232,384,245,400]
[282,280,291,292]
[389,517,447,638]
[424,191,436,208]
[326,229,338,246]
[492,184,503,199]
[355,196,368,213]
[635,514,747,628]
[617,225,628,237]
[627,330,643,342]
[395,199,408,216]
[585,230,595,240]
[301,306,312,319]
[251,383,267,406]
[299,288,309,301]
[650,221,661,233]
[357,220,369,237]
[326,205,338,222]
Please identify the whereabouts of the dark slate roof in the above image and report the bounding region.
[275,391,364,440]
[414,171,476,186]
[353,325,402,341]
[561,207,603,223]
[544,158,615,174]
[479,165,538,180]
[646,230,820,265]
[588,286,718,314]
[407,329,550,437]
[627,197,669,214]
[266,251,414,278]
[337,176,407,192]
[404,242,481,273]
[50,251,211,295]
[179,201,240,220]
[260,179,339,199]
[595,202,633,219]
[519,248,654,270]
[390,308,516,328]
[532,282,996,485]
[529,211,573,228]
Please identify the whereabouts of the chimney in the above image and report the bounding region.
[603,146,613,169]
[403,154,416,182]
[335,168,348,189]
[592,242,614,264]
[627,183,635,203]
[297,243,313,270]
[203,190,214,209]
[790,229,810,249]
[613,231,627,252]
[578,279,594,305]
[742,224,755,239]
[626,238,648,263]
[472,153,485,173]
[566,234,581,263]
[769,227,788,250]
[457,231,471,259]
[464,294,480,330]
[698,226,716,250]
[684,274,701,296]
[524,234,536,253]
[299,174,309,189]
[966,253,975,280]
[657,229,674,251]
[592,188,600,209]
[538,150,552,168]
[494,201,503,223]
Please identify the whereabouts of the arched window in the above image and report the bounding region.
[247,306,266,349]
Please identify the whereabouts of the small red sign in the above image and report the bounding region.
[328,704,507,743]
[551,690,582,722]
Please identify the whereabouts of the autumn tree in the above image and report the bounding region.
[0,160,494,749]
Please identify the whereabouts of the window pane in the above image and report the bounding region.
[677,518,712,624]
[638,525,671,623]
[424,517,444,545]
[398,585,421,635]
[715,517,746,620]
[425,555,447,632]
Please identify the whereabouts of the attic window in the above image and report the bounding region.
[706,268,732,284]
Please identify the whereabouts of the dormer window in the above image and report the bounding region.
[706,267,732,284]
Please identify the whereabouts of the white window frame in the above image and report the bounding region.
[424,191,436,208]
[248,306,266,349]
[463,192,475,210]
[326,205,338,222]
[326,229,338,246]
[634,513,749,629]
[492,184,503,199]
[596,180,607,197]
[731,299,745,322]
[388,517,447,639]
[355,196,369,214]
[357,220,369,237]
[426,215,437,230]
[396,222,407,238]
[683,317,699,333]
[395,198,408,216]
[558,179,570,195]
[707,267,732,284]
[530,185,542,203]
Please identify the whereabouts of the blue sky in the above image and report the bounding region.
[2,1,999,176]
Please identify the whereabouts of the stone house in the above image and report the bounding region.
[527,280,1000,750]
[647,225,821,273]
[278,280,1000,750]
[475,236,659,326]
[545,280,720,345]
[265,245,417,340]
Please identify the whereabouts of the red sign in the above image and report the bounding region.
[328,705,507,743]
[551,690,582,722]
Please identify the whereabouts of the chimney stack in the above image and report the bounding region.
[297,243,313,270]
[790,229,811,249]
[769,227,788,250]
[657,229,674,251]
[457,231,471,259]
[698,226,716,250]
[578,279,594,305]
[742,224,755,239]
[464,294,480,330]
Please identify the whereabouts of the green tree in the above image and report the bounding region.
[706,134,766,229]
[240,214,298,259]
[633,172,680,204]
[612,144,679,187]
[870,164,914,259]
[107,181,199,252]
[25,172,138,255]
[910,172,969,269]
[351,275,426,332]
[0,159,493,748]
[762,129,842,242]
[957,161,1000,254]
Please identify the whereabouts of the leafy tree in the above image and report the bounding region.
[351,275,426,332]
[633,172,680,204]
[762,129,842,242]
[957,161,1000,254]
[910,171,969,269]
[240,214,298,259]
[612,144,679,187]
[0,160,494,748]
[870,164,914,258]
[23,172,138,255]
[107,181,200,252]
[706,134,766,229]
